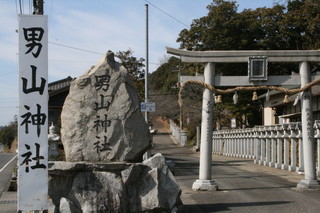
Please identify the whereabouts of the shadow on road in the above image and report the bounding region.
[180,201,292,212]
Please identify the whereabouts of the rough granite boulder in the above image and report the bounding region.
[61,51,151,162]
[48,153,182,212]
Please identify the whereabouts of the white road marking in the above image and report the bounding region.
[0,155,17,173]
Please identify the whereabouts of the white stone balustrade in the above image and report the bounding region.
[212,121,320,176]
[169,119,187,146]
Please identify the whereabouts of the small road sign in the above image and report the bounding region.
[141,102,155,112]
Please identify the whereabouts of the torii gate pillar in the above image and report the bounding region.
[297,61,320,189]
[192,62,219,191]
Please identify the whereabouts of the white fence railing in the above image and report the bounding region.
[169,120,187,146]
[212,121,320,176]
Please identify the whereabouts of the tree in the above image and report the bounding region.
[116,49,145,101]
[178,0,320,52]
[149,56,181,93]
[175,0,320,128]
[178,0,240,51]
[0,116,17,149]
[282,0,320,50]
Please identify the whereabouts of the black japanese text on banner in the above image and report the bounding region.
[18,15,48,211]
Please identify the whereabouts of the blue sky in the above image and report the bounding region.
[0,0,280,126]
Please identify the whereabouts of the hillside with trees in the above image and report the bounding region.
[149,0,320,142]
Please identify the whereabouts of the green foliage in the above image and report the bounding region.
[178,0,320,51]
[116,49,145,101]
[149,56,181,93]
[174,0,320,129]
[0,117,17,149]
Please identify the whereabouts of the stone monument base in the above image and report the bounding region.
[192,179,218,191]
[48,153,181,212]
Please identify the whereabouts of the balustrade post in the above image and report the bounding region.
[196,125,201,151]
[254,127,261,164]
[216,132,220,154]
[275,125,283,169]
[250,129,255,159]
[237,131,241,157]
[212,133,216,153]
[229,132,232,156]
[239,130,243,158]
[270,126,276,167]
[224,132,230,156]
[289,123,297,172]
[296,123,304,174]
[282,124,289,170]
[217,132,220,154]
[216,132,219,154]
[219,131,222,155]
[221,132,224,155]
[231,132,236,157]
[214,132,218,154]
[314,121,320,177]
[244,130,248,158]
[240,130,243,158]
[245,130,250,159]
[234,131,238,157]
[265,126,271,166]
[241,130,245,158]
[230,132,234,157]
[243,130,246,158]
[223,132,226,155]
[230,132,233,156]
[260,126,266,165]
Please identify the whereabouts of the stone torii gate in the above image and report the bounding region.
[166,47,320,190]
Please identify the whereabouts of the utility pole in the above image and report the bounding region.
[172,66,183,130]
[143,4,151,160]
[145,4,149,124]
[33,0,44,15]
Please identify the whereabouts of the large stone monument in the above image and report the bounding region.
[61,50,151,162]
[49,51,181,212]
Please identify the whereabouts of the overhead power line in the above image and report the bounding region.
[144,0,189,28]
[49,42,161,66]
[49,42,104,55]
[49,59,96,63]
[0,107,19,109]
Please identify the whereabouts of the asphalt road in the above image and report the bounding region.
[151,133,320,213]
[0,153,16,197]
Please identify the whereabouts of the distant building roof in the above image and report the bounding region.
[267,86,320,107]
[48,76,74,96]
[257,85,298,100]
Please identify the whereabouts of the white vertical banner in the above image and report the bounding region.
[18,15,48,211]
